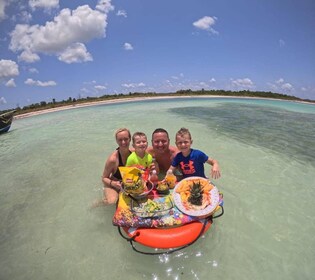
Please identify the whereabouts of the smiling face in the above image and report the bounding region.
[175,133,192,156]
[115,130,131,149]
[133,134,148,154]
[152,132,170,154]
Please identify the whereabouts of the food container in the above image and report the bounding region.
[131,194,173,218]
[156,182,170,195]
[123,181,153,198]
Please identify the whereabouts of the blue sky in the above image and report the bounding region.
[0,0,314,110]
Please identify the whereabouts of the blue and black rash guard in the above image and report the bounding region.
[171,148,208,178]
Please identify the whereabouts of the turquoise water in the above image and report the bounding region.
[0,97,315,280]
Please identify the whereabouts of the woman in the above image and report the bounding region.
[101,128,132,205]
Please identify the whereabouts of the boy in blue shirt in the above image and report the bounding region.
[168,127,221,179]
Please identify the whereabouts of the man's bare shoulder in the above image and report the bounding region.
[147,146,155,155]
[169,145,179,155]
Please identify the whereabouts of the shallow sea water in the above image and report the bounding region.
[1,97,315,280]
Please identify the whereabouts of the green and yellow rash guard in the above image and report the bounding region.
[126,152,153,169]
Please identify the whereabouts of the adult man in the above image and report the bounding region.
[147,128,179,175]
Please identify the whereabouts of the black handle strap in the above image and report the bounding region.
[212,205,224,219]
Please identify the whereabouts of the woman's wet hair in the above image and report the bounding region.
[115,128,131,140]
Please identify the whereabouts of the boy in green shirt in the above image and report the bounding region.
[126,132,158,172]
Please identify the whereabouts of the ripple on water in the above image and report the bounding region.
[1,98,315,280]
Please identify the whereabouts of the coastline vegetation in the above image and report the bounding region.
[1,89,314,116]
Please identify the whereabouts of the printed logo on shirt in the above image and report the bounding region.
[179,160,195,175]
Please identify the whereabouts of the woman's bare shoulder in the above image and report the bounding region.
[105,149,119,164]
[103,150,119,176]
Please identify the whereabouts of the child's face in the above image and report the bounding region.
[133,135,148,152]
[175,134,192,155]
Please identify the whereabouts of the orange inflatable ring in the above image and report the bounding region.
[122,219,212,249]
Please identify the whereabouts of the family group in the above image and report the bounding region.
[101,127,221,205]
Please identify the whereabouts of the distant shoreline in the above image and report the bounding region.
[13,95,314,120]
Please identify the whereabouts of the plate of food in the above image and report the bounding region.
[131,195,173,218]
[172,176,220,217]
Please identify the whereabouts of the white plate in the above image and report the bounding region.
[172,176,220,217]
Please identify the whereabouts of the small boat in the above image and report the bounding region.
[0,110,16,134]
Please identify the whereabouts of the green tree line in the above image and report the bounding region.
[1,89,314,116]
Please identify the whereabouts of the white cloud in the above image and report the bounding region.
[0,97,7,104]
[21,11,32,22]
[94,85,106,90]
[29,67,39,73]
[0,0,8,21]
[10,3,113,63]
[25,78,57,87]
[267,83,277,91]
[268,78,294,93]
[123,42,133,50]
[12,10,32,23]
[58,43,93,63]
[193,16,218,34]
[0,59,19,78]
[199,82,208,88]
[29,0,59,11]
[279,39,285,47]
[209,78,216,83]
[96,0,114,13]
[6,78,16,87]
[80,87,89,93]
[281,83,293,91]
[171,74,183,80]
[83,80,97,85]
[276,78,284,84]
[117,10,127,17]
[122,82,145,88]
[19,50,40,63]
[231,78,255,89]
